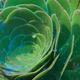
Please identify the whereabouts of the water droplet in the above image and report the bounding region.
[60,48,62,51]
[66,43,68,45]
[32,33,36,38]
[63,62,65,64]
[36,47,38,50]
[53,49,57,52]
[69,59,71,62]
[43,68,47,70]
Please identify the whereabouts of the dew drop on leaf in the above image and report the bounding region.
[32,33,36,38]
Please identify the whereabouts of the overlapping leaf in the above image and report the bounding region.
[0,0,80,80]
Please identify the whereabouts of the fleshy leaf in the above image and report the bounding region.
[51,36,74,80]
[61,68,80,80]
[4,0,46,11]
[56,0,71,16]
[69,0,80,19]
[47,0,71,50]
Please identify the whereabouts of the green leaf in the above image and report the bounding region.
[69,0,80,19]
[56,0,71,16]
[17,4,43,12]
[33,53,60,80]
[52,36,74,80]
[61,68,80,80]
[72,10,80,41]
[72,10,80,58]
[63,10,80,80]
[47,0,71,50]
[4,0,46,11]
[0,72,8,80]
[0,6,18,21]
[51,14,60,57]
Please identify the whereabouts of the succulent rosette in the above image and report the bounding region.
[0,0,80,80]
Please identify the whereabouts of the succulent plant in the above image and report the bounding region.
[0,0,80,80]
